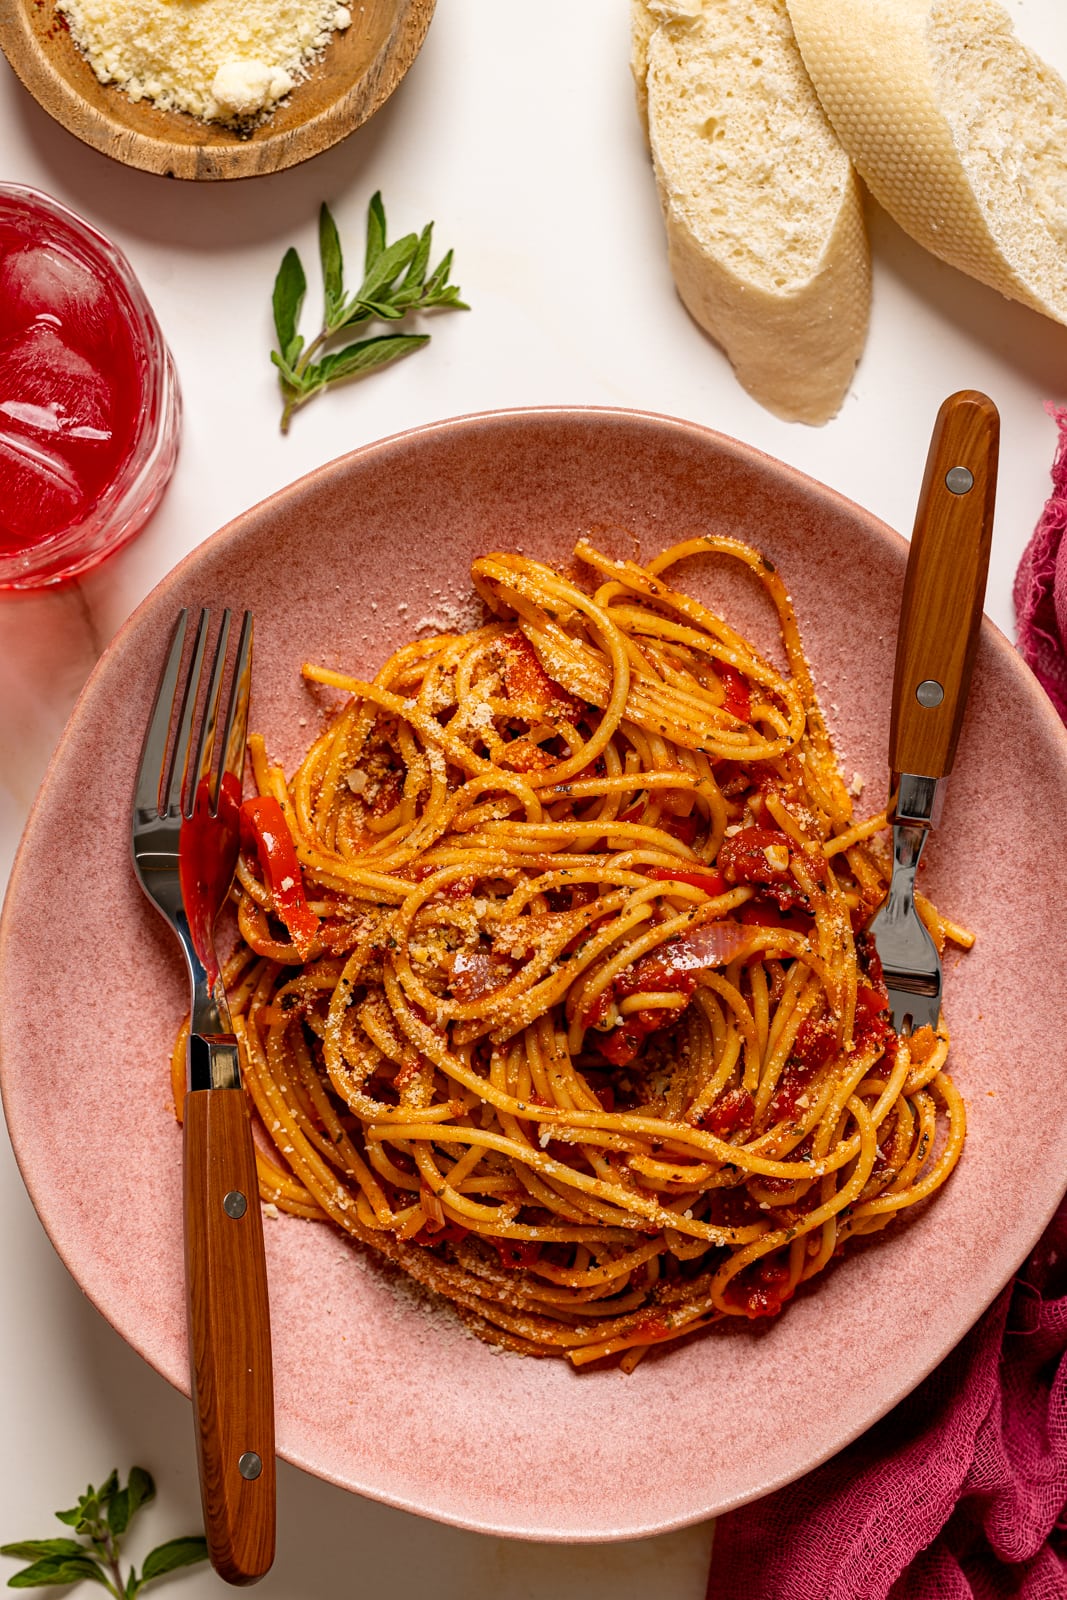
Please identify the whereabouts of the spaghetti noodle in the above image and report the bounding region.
[173,535,970,1369]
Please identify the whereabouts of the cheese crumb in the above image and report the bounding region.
[56,0,353,126]
[212,60,293,117]
[467,700,495,731]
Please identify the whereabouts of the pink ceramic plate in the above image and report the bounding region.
[3,407,1067,1541]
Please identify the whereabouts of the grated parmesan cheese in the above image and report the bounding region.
[55,0,353,125]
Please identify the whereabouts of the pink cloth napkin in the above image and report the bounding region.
[707,1197,1067,1598]
[1014,403,1067,719]
[707,422,1067,1599]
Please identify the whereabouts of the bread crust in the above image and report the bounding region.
[638,0,871,424]
[785,0,1067,324]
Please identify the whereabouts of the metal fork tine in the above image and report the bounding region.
[220,612,254,792]
[166,609,210,817]
[135,610,189,817]
[190,610,232,815]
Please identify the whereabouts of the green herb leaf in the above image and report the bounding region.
[0,1542,87,1561]
[345,298,408,322]
[272,247,307,365]
[125,1471,154,1523]
[288,359,325,398]
[423,249,469,309]
[364,190,387,272]
[318,204,344,326]
[400,222,433,291]
[270,191,468,430]
[425,247,454,297]
[7,1555,109,1588]
[269,348,303,390]
[106,1493,129,1540]
[4,1468,202,1600]
[317,333,429,384]
[139,1539,209,1583]
[352,231,420,307]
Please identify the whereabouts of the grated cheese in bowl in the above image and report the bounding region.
[55,0,354,126]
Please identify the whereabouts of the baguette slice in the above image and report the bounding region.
[635,0,871,425]
[785,0,1067,325]
[630,0,701,134]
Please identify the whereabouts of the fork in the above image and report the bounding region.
[132,608,275,1586]
[868,390,998,1033]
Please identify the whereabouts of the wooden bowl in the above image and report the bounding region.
[0,0,437,180]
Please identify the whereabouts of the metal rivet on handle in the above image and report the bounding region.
[238,1452,263,1480]
[916,679,945,708]
[223,1190,247,1219]
[945,466,974,495]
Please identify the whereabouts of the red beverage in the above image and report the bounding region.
[0,186,180,588]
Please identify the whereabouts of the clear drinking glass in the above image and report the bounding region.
[0,184,181,589]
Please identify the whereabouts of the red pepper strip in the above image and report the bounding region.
[596,1015,662,1066]
[593,919,754,1064]
[699,1085,756,1138]
[644,865,727,897]
[239,795,319,951]
[491,1238,543,1270]
[853,983,890,1052]
[717,663,752,722]
[502,630,581,717]
[179,769,243,990]
[738,899,814,934]
[662,811,701,846]
[415,1219,470,1247]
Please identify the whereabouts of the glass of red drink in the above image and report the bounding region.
[0,185,180,589]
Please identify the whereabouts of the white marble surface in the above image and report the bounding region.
[2,2,1067,1595]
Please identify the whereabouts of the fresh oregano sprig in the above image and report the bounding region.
[271,191,469,432]
[0,1468,207,1597]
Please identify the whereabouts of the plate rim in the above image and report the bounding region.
[4,403,1067,1540]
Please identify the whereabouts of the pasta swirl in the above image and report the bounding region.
[172,536,969,1369]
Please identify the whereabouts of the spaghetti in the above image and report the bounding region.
[172,535,970,1369]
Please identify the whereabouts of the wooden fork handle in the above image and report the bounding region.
[889,389,999,783]
[183,1086,275,1586]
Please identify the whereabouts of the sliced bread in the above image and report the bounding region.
[630,0,701,135]
[785,0,1067,325]
[634,0,871,425]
